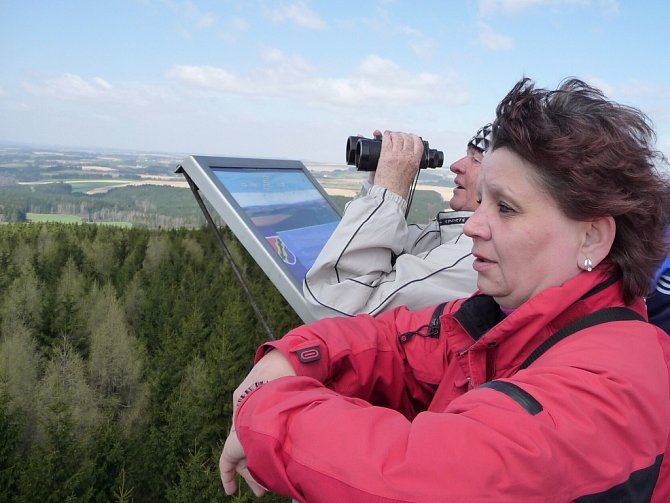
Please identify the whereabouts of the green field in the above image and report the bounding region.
[27,212,83,223]
[66,180,132,193]
[96,220,133,228]
[15,180,130,194]
[26,213,132,227]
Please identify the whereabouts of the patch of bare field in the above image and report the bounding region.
[82,166,117,172]
[320,177,454,201]
[139,174,184,180]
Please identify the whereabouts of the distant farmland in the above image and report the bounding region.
[20,178,189,194]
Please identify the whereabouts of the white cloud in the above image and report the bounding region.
[600,0,620,15]
[23,73,111,99]
[401,26,436,59]
[230,16,249,32]
[161,0,217,29]
[166,65,244,93]
[479,0,537,14]
[580,76,670,158]
[22,73,177,107]
[617,81,670,100]
[166,52,468,109]
[401,25,420,36]
[584,76,670,101]
[479,0,590,16]
[260,47,316,75]
[91,77,113,91]
[583,76,615,96]
[219,15,249,42]
[166,46,319,97]
[475,22,514,50]
[408,38,436,59]
[268,1,326,29]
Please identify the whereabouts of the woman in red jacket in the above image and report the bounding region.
[221,78,670,502]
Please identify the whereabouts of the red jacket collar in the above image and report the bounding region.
[448,267,645,382]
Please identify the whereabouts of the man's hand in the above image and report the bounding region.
[366,130,383,186]
[373,130,424,200]
[220,426,267,497]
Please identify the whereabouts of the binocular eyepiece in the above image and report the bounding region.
[346,135,444,171]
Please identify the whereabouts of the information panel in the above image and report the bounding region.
[177,156,342,323]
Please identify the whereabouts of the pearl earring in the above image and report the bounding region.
[584,258,593,272]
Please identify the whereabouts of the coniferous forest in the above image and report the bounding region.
[0,222,300,502]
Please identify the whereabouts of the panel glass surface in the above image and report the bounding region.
[213,167,340,284]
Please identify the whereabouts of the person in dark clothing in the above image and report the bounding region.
[649,231,670,334]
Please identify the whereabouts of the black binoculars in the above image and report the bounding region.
[346,135,444,171]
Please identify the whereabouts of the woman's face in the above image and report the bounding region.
[463,147,586,308]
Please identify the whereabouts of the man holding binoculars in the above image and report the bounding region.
[303,124,492,318]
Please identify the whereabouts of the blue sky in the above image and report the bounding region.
[1,0,669,166]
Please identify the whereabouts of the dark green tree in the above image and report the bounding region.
[87,283,149,431]
[0,323,40,451]
[0,262,43,344]
[16,402,93,503]
[0,388,23,503]
[52,257,89,355]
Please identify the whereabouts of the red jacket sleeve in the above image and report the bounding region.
[256,305,444,415]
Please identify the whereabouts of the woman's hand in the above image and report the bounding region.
[232,349,296,415]
[219,426,267,497]
[220,349,297,495]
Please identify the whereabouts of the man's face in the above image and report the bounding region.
[448,145,483,211]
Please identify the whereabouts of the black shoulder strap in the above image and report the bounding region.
[519,307,645,370]
[427,302,449,338]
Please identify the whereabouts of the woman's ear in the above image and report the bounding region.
[580,216,616,270]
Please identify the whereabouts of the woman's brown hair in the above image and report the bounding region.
[492,77,670,303]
